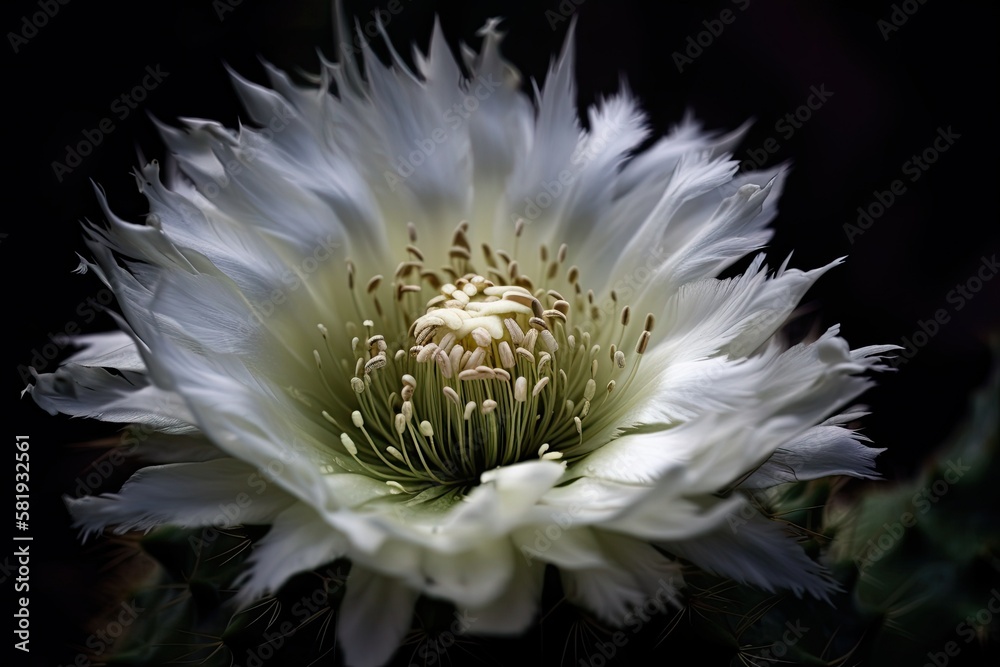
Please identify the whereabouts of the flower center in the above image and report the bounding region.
[308,221,654,494]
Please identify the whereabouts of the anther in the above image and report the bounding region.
[340,433,358,456]
[452,227,470,250]
[498,341,515,368]
[471,327,492,348]
[635,331,651,355]
[464,347,485,370]
[540,330,559,353]
[514,376,528,402]
[365,355,387,374]
[522,329,538,353]
[528,317,548,331]
[504,318,525,344]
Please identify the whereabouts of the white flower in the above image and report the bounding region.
[27,14,896,667]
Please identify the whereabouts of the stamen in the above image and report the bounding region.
[307,225,656,491]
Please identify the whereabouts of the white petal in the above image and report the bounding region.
[560,535,682,626]
[59,331,146,372]
[462,556,543,634]
[417,538,515,607]
[337,567,418,667]
[26,365,194,433]
[235,502,347,604]
[511,525,607,570]
[659,507,839,600]
[739,423,884,488]
[66,458,296,539]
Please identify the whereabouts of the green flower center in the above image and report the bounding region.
[311,221,654,493]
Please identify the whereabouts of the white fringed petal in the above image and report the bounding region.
[462,556,544,634]
[659,507,839,600]
[27,365,194,433]
[235,503,349,604]
[337,567,419,667]
[739,421,884,488]
[559,534,683,626]
[66,458,296,540]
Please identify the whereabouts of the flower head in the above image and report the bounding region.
[27,12,896,667]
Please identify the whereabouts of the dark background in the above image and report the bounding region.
[4,0,998,665]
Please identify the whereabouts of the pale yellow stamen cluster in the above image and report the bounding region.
[305,221,655,493]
